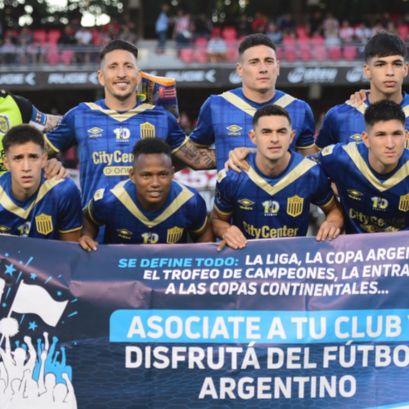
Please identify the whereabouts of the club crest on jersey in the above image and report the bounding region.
[226,124,242,136]
[287,195,304,217]
[88,127,103,138]
[35,213,53,235]
[238,198,254,211]
[262,200,280,216]
[167,226,184,243]
[0,115,10,134]
[140,122,156,138]
[347,189,363,201]
[114,127,131,142]
[399,194,409,212]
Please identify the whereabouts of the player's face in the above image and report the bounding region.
[362,119,407,173]
[130,153,175,209]
[98,49,140,104]
[4,142,47,198]
[237,45,279,97]
[364,55,408,98]
[250,114,294,162]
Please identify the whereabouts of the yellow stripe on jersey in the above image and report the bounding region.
[220,91,295,117]
[245,158,316,196]
[84,102,156,122]
[0,179,64,219]
[403,105,409,118]
[110,181,194,227]
[343,143,409,191]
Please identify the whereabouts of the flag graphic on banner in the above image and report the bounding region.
[10,280,68,326]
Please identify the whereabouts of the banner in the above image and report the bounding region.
[1,232,409,408]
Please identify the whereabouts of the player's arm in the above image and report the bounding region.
[43,114,62,132]
[57,180,83,242]
[59,229,81,242]
[211,208,247,250]
[79,208,99,251]
[191,219,214,243]
[346,89,367,105]
[173,139,216,170]
[316,197,344,241]
[295,102,318,156]
[297,145,319,155]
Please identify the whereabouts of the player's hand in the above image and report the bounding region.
[79,235,98,252]
[218,226,247,250]
[224,147,251,172]
[44,158,69,180]
[346,89,367,105]
[316,221,341,241]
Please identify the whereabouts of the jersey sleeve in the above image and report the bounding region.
[84,187,111,226]
[57,179,83,233]
[310,163,335,208]
[44,107,77,153]
[189,97,215,146]
[187,191,209,234]
[165,111,188,152]
[213,169,237,216]
[315,108,339,149]
[294,101,315,149]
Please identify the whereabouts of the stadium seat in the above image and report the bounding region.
[194,37,208,63]
[298,38,311,61]
[48,29,61,45]
[343,45,357,60]
[46,45,59,65]
[179,48,194,63]
[328,46,342,60]
[33,29,47,46]
[60,49,75,64]
[313,45,327,61]
[222,26,237,41]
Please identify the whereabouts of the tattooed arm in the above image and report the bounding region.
[173,139,216,170]
[43,114,62,132]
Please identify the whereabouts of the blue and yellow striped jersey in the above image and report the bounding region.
[214,152,334,239]
[0,173,82,239]
[190,87,315,170]
[84,179,208,244]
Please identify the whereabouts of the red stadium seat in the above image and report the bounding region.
[46,45,59,65]
[60,49,74,64]
[48,29,61,45]
[313,45,327,61]
[328,46,342,60]
[33,29,47,46]
[179,48,194,63]
[298,38,311,61]
[343,45,357,60]
[194,37,208,63]
[222,26,237,41]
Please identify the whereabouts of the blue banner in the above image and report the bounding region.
[1,232,409,408]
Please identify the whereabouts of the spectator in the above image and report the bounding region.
[236,14,251,37]
[266,22,282,44]
[155,3,170,54]
[339,20,354,44]
[119,24,138,44]
[194,14,212,39]
[0,37,16,65]
[251,12,268,33]
[207,27,227,63]
[75,26,92,63]
[277,13,296,35]
[173,9,192,50]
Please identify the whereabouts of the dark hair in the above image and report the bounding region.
[252,105,292,127]
[3,124,45,153]
[364,100,405,127]
[364,32,407,61]
[100,39,138,61]
[238,33,276,55]
[132,138,171,160]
